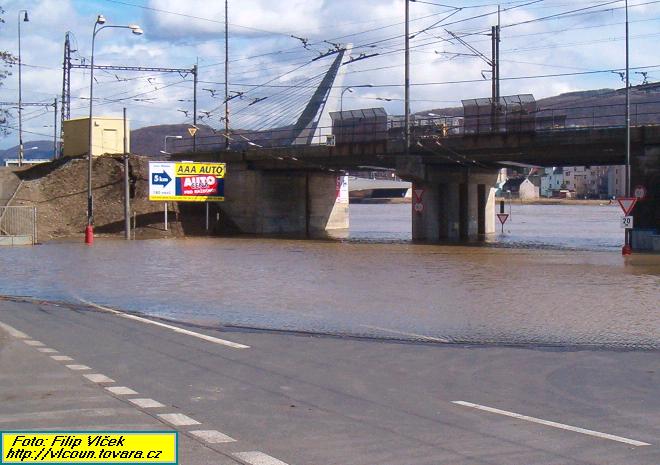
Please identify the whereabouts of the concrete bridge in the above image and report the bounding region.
[176,122,659,251]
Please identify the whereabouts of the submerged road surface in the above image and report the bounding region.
[1,298,659,465]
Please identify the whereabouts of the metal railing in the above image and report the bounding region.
[0,206,37,245]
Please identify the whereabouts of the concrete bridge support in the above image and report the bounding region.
[631,144,660,251]
[399,161,498,241]
[216,162,348,236]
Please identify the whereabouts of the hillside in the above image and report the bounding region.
[422,83,660,127]
[7,155,215,241]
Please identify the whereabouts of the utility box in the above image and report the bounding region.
[62,116,129,158]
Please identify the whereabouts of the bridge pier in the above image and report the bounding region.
[401,160,498,241]
[631,144,660,251]
[215,162,348,237]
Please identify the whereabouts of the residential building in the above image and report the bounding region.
[607,165,627,198]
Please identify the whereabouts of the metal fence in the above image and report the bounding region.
[0,206,37,246]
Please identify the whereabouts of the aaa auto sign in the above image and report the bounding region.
[149,161,226,202]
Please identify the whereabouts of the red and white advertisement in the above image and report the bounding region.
[181,175,218,196]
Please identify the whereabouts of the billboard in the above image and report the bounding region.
[149,161,226,202]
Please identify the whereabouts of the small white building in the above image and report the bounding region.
[4,158,51,167]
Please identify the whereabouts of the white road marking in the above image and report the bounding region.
[157,413,200,426]
[65,364,91,371]
[452,401,651,447]
[233,451,290,465]
[37,348,58,353]
[83,373,115,384]
[128,398,165,409]
[77,298,250,350]
[360,324,449,343]
[189,430,236,444]
[106,386,138,396]
[51,355,74,361]
[24,339,45,347]
[0,320,29,339]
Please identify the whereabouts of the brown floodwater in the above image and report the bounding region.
[1,204,658,348]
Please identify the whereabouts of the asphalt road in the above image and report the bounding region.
[1,297,658,465]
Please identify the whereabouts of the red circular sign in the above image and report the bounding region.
[633,185,647,200]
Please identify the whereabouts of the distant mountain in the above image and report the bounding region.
[420,84,660,127]
[130,123,217,157]
[0,140,56,164]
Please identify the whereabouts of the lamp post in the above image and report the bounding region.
[86,15,143,244]
[160,135,183,156]
[17,10,29,167]
[340,84,373,113]
[623,0,632,255]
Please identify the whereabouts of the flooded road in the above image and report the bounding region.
[1,204,658,348]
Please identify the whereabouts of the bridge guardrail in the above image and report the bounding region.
[173,99,660,152]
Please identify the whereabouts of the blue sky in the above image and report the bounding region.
[1,0,660,149]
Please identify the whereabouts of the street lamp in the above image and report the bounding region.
[17,9,29,167]
[86,15,143,244]
[340,84,373,113]
[160,135,183,156]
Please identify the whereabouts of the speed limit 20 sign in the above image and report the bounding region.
[620,216,634,229]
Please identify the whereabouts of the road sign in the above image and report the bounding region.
[188,126,198,137]
[148,161,226,202]
[620,216,634,229]
[497,213,509,225]
[633,185,647,200]
[412,188,424,214]
[617,197,637,216]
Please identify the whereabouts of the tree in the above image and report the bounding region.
[0,6,17,136]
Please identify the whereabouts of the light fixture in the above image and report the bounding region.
[96,15,106,24]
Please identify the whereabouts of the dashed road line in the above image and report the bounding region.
[157,413,201,426]
[0,320,29,338]
[65,364,91,371]
[37,348,58,353]
[189,430,236,444]
[106,386,138,396]
[452,401,651,447]
[83,373,115,384]
[23,339,45,347]
[233,451,290,465]
[360,324,450,343]
[77,298,250,350]
[128,398,165,409]
[50,355,74,361]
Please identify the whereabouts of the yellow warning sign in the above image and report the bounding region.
[187,127,198,137]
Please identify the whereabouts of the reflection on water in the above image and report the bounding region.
[0,204,658,349]
[349,202,625,251]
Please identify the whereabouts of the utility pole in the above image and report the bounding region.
[123,108,130,240]
[193,61,198,152]
[496,5,501,102]
[61,32,72,158]
[224,0,230,150]
[624,0,632,253]
[18,10,29,167]
[53,98,58,158]
[404,0,410,155]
